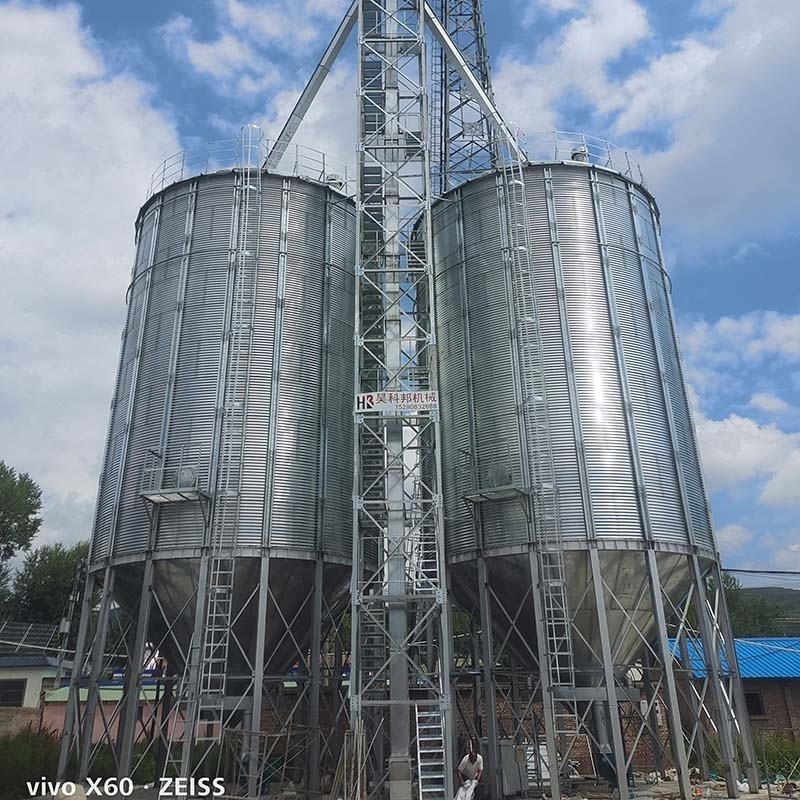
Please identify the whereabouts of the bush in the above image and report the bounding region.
[756,735,800,781]
[0,726,159,799]
[0,727,60,800]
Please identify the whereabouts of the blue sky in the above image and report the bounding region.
[0,0,797,580]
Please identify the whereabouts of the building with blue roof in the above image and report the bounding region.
[678,638,800,740]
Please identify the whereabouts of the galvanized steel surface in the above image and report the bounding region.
[433,162,715,558]
[433,161,718,670]
[90,171,356,565]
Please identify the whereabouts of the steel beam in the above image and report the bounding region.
[58,569,97,779]
[264,1,358,170]
[711,560,760,792]
[422,2,523,162]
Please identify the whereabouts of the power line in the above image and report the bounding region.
[725,569,800,576]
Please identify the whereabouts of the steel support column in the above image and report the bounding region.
[589,548,631,800]
[691,556,739,796]
[677,629,710,777]
[117,557,156,774]
[58,569,97,779]
[78,567,117,779]
[308,559,325,796]
[248,553,271,798]
[711,560,760,792]
[476,557,501,800]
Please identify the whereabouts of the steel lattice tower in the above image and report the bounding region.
[350,3,454,799]
[429,0,496,193]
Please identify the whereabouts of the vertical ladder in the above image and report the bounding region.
[429,14,446,194]
[195,127,263,743]
[499,143,578,750]
[360,609,389,702]
[415,703,447,800]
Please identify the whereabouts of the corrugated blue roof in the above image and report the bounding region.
[675,638,800,679]
[0,654,60,669]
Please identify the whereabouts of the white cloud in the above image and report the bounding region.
[716,523,752,550]
[260,61,357,179]
[634,0,800,244]
[732,241,765,262]
[762,450,800,507]
[161,0,350,96]
[496,0,800,248]
[695,413,799,493]
[0,3,179,546]
[682,311,800,369]
[494,0,649,135]
[750,393,792,414]
[224,0,321,46]
[160,15,280,95]
[608,38,718,134]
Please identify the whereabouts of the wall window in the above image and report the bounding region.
[744,690,765,717]
[0,679,26,707]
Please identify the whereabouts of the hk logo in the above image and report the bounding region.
[357,394,375,410]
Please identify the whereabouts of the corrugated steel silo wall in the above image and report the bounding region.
[433,163,715,558]
[90,172,355,564]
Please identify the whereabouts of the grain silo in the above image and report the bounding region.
[59,129,356,787]
[54,0,761,795]
[433,134,758,798]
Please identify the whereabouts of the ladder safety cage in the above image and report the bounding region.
[498,135,579,791]
[164,124,264,779]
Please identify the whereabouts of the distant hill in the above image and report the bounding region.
[741,586,800,635]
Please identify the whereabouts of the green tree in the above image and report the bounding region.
[9,541,89,624]
[0,563,12,617]
[723,572,786,637]
[0,461,42,561]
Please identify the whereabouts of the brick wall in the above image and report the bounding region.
[453,681,673,775]
[0,706,40,736]
[741,678,800,740]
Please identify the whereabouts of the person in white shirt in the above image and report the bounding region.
[457,749,484,785]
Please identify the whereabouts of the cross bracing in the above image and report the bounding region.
[57,3,762,800]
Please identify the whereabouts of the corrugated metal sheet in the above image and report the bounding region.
[678,638,800,679]
[91,172,356,562]
[432,162,715,556]
[0,654,60,669]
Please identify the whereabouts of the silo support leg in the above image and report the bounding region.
[117,557,156,775]
[711,561,760,792]
[248,552,270,798]
[78,566,116,780]
[646,550,692,800]
[678,632,710,778]
[477,558,502,800]
[690,556,739,797]
[58,570,97,779]
[307,560,324,796]
[589,549,630,800]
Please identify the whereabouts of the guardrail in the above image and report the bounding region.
[519,130,645,185]
[146,124,354,200]
[146,126,643,202]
